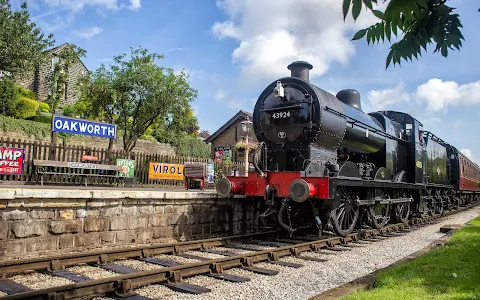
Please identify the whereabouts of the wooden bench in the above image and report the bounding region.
[184,162,207,191]
[33,159,125,187]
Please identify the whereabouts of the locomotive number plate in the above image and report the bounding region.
[271,111,291,119]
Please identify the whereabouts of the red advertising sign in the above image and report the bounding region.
[0,147,25,175]
[82,155,99,161]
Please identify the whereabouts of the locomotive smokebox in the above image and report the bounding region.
[287,61,313,82]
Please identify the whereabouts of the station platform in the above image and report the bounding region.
[0,185,236,200]
[0,184,251,257]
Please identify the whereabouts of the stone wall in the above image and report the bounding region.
[0,189,254,257]
[0,130,177,156]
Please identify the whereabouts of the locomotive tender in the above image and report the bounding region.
[216,61,480,237]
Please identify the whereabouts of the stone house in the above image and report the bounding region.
[16,43,89,106]
[205,110,257,164]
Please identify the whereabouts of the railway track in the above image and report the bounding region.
[0,203,477,300]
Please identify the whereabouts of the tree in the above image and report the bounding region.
[78,47,198,154]
[198,130,211,139]
[0,0,54,78]
[343,0,466,68]
[47,44,87,112]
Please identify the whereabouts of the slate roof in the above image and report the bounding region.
[204,110,252,144]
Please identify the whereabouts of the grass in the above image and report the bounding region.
[343,216,480,300]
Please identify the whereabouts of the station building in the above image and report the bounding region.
[204,110,257,166]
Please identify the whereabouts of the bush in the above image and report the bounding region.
[0,115,51,138]
[16,86,36,99]
[0,77,16,116]
[14,96,39,119]
[39,102,50,113]
[175,135,211,158]
[26,114,52,124]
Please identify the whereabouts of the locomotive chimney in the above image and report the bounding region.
[287,61,313,82]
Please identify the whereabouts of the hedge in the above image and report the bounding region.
[16,86,37,99]
[14,96,39,120]
[0,115,51,138]
[39,102,50,113]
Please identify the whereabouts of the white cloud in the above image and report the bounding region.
[212,0,385,86]
[128,0,141,10]
[163,47,188,53]
[364,79,480,117]
[460,149,478,164]
[34,0,141,31]
[42,0,141,12]
[415,79,480,112]
[213,89,252,110]
[215,89,226,101]
[454,119,462,130]
[74,26,103,39]
[366,83,410,112]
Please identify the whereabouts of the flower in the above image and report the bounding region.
[235,140,258,150]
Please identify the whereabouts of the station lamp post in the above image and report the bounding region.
[241,118,253,176]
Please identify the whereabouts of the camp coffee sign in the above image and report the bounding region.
[0,147,25,175]
[148,162,184,181]
[52,115,117,139]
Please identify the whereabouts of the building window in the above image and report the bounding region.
[51,56,59,71]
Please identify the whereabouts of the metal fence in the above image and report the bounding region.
[0,137,245,188]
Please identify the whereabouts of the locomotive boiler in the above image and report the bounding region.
[216,61,480,237]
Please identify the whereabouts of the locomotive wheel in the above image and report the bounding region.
[331,186,359,237]
[445,190,454,211]
[369,188,391,229]
[392,189,410,224]
[435,191,444,215]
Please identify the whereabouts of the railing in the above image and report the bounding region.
[0,137,245,188]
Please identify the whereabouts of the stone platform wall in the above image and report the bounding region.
[0,189,253,257]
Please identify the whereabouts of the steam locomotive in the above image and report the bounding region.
[216,61,480,237]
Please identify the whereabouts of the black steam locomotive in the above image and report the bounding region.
[216,61,480,237]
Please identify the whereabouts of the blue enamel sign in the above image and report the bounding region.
[52,116,117,139]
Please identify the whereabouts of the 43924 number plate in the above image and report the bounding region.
[271,111,292,119]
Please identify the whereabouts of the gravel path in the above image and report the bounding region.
[131,206,480,300]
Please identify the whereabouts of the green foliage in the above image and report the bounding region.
[38,101,50,113]
[343,0,466,68]
[47,44,87,112]
[174,135,211,158]
[344,216,480,300]
[14,96,39,119]
[0,115,50,138]
[78,47,199,154]
[0,76,16,116]
[0,0,54,79]
[26,114,52,124]
[16,85,36,99]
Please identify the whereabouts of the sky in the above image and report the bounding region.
[14,0,480,162]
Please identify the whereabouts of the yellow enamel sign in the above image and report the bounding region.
[148,162,184,180]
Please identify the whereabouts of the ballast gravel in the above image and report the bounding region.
[66,265,117,280]
[132,206,480,300]
[10,272,73,290]
[114,259,165,271]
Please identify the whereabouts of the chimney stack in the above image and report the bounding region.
[287,61,313,82]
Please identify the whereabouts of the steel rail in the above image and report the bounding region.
[0,230,286,276]
[1,204,476,300]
